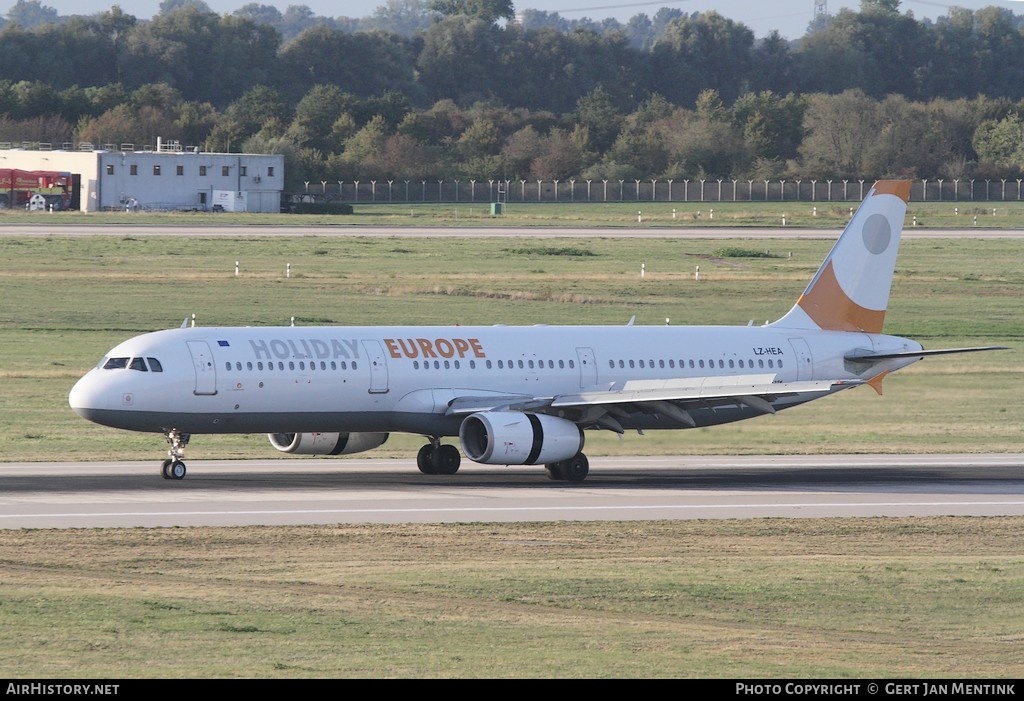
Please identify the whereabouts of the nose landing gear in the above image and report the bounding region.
[161,430,190,480]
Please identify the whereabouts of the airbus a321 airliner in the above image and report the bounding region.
[69,180,1004,481]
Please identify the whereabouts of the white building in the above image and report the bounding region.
[0,139,284,213]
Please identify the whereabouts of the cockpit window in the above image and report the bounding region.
[101,356,162,371]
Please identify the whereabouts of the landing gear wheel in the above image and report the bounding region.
[162,430,191,480]
[433,444,461,475]
[417,443,437,474]
[544,462,565,481]
[562,453,589,482]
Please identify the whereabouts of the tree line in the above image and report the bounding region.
[1,0,1024,192]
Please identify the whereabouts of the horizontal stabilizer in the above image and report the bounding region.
[846,346,1007,362]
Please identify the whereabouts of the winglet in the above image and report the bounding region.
[771,180,910,333]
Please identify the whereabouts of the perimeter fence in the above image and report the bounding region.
[297,178,1024,204]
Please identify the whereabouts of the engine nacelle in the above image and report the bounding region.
[268,432,389,456]
[459,411,584,465]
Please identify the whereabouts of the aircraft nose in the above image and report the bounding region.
[69,372,94,414]
[68,371,118,422]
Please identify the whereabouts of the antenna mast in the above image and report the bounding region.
[814,0,828,25]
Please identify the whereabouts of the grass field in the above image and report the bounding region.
[2,519,1023,678]
[1,208,1022,679]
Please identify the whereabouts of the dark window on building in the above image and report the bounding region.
[222,166,230,176]
[153,165,161,176]
[199,166,207,176]
[130,165,138,176]
[267,167,275,177]
[176,165,184,176]
[106,164,114,175]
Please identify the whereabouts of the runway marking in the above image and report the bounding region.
[6,500,1024,520]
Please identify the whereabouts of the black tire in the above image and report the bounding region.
[544,462,565,481]
[562,454,589,482]
[433,444,461,475]
[417,444,436,474]
[161,459,173,480]
[170,460,187,480]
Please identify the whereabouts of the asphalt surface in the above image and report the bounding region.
[3,454,1022,529]
[1,224,1023,238]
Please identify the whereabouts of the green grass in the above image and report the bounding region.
[2,519,1023,678]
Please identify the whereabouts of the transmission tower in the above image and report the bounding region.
[814,0,828,23]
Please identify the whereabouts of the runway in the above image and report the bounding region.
[2,454,1022,529]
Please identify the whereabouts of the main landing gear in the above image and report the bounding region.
[417,439,461,475]
[161,430,190,480]
[416,440,590,481]
[544,453,589,482]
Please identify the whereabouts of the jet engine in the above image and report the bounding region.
[268,432,389,456]
[459,411,584,465]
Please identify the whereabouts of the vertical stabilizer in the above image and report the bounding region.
[771,180,910,332]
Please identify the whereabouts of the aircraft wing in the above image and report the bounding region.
[445,374,864,432]
[446,395,556,414]
[551,374,861,407]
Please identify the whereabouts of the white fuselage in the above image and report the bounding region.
[68,323,923,437]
